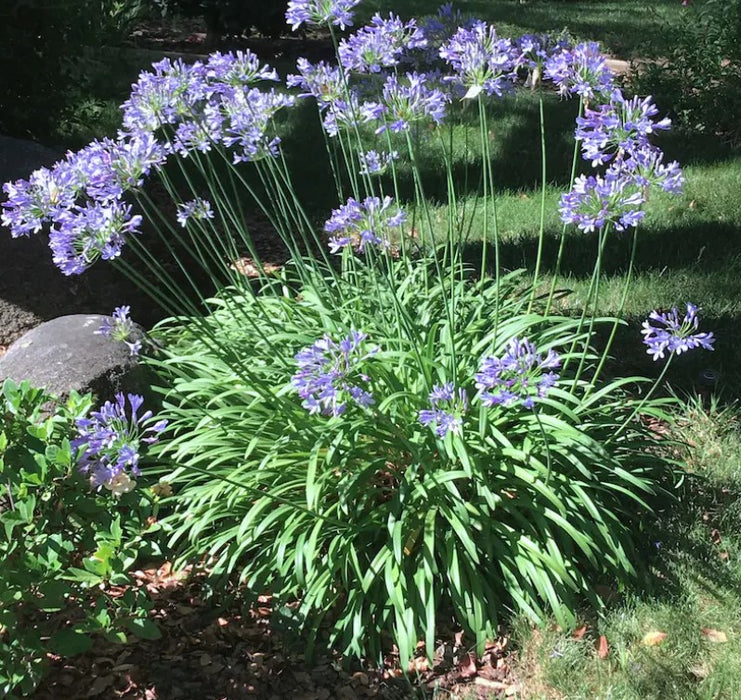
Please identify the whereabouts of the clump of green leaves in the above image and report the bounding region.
[632,0,741,146]
[0,379,161,698]
[148,262,679,666]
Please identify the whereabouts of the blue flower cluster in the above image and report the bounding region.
[338,13,427,74]
[641,303,715,361]
[176,197,215,228]
[358,149,399,176]
[74,393,167,496]
[96,306,142,357]
[292,331,376,416]
[2,51,291,275]
[559,88,682,233]
[324,196,406,253]
[418,383,469,438]
[286,0,361,31]
[475,337,561,409]
[439,21,519,98]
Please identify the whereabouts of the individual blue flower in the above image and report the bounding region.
[96,306,143,356]
[558,166,646,233]
[49,201,143,275]
[475,337,561,409]
[1,164,77,237]
[575,89,672,167]
[204,50,280,85]
[544,41,614,101]
[176,197,215,227]
[74,393,167,496]
[287,58,345,105]
[292,330,376,417]
[285,0,361,31]
[368,72,448,133]
[419,382,468,438]
[338,13,427,73]
[621,145,683,195]
[641,303,715,361]
[220,88,296,163]
[324,196,406,253]
[439,21,519,98]
[358,149,399,175]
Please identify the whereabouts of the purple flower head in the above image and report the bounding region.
[338,13,427,74]
[204,50,279,85]
[324,195,406,253]
[575,89,672,167]
[287,58,344,105]
[220,88,295,163]
[475,337,561,409]
[1,164,78,237]
[516,32,572,88]
[292,330,376,417]
[176,197,215,227]
[96,306,143,357]
[358,149,399,176]
[368,72,448,133]
[74,393,167,496]
[620,145,683,195]
[49,200,143,275]
[440,21,519,98]
[285,0,361,31]
[418,382,469,438]
[641,303,715,361]
[121,57,210,136]
[544,42,614,101]
[558,166,646,233]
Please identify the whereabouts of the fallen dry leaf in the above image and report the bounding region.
[460,651,478,678]
[572,625,588,640]
[597,635,609,659]
[642,631,668,646]
[701,628,728,643]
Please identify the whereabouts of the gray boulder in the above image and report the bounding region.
[0,314,148,401]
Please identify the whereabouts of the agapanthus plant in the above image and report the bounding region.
[2,0,695,673]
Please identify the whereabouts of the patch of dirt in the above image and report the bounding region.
[31,564,518,700]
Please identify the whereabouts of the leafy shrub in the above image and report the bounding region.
[159,0,289,42]
[631,0,741,145]
[0,1,709,669]
[0,380,161,697]
[0,0,148,141]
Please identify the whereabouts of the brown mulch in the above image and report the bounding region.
[31,563,519,700]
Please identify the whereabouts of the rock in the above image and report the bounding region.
[0,314,149,400]
[0,134,62,185]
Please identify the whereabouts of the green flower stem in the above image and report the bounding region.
[533,409,553,486]
[546,98,584,316]
[610,355,674,443]
[528,93,548,315]
[586,225,640,395]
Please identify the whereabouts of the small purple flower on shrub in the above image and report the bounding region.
[641,303,715,360]
[439,21,519,98]
[419,382,468,438]
[325,196,406,253]
[285,0,361,31]
[74,393,167,497]
[176,197,215,227]
[544,41,614,101]
[96,306,142,357]
[292,330,376,417]
[475,337,560,409]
